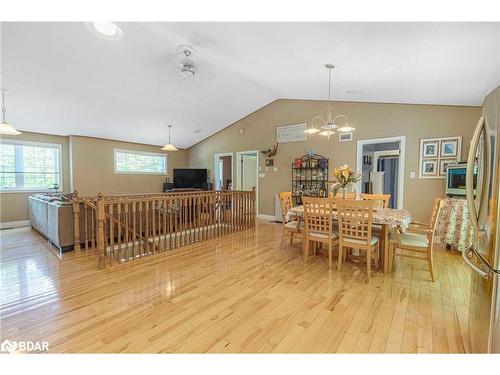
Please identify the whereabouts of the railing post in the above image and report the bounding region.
[72,190,81,252]
[252,187,257,226]
[96,192,106,270]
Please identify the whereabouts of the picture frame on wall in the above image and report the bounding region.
[338,132,353,142]
[440,138,459,157]
[439,158,457,176]
[419,136,462,179]
[422,159,438,176]
[422,140,439,157]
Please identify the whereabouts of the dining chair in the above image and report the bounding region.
[302,196,339,270]
[278,191,302,245]
[360,193,391,208]
[389,198,443,281]
[335,198,380,279]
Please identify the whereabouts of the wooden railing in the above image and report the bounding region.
[72,189,256,269]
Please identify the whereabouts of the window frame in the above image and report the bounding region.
[0,139,63,193]
[113,148,167,175]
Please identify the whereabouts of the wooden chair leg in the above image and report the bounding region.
[337,245,343,271]
[290,232,294,245]
[376,242,380,270]
[304,240,309,264]
[328,241,332,270]
[428,246,435,282]
[366,249,371,279]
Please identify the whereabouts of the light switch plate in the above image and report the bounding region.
[258,173,265,178]
[273,167,278,172]
[410,172,416,179]
[265,167,269,172]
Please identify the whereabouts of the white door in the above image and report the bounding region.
[241,154,257,191]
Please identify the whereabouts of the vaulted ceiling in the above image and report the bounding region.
[1,22,499,148]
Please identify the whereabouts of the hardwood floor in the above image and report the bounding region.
[0,220,471,353]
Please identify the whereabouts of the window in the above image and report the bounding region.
[0,140,62,192]
[114,149,166,175]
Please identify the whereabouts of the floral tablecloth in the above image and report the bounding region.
[286,206,412,230]
[434,198,474,252]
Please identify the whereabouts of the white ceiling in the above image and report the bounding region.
[1,22,499,148]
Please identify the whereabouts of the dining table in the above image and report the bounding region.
[286,205,413,273]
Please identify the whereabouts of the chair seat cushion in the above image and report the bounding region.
[396,232,428,248]
[342,236,378,246]
[309,230,339,239]
[285,221,303,230]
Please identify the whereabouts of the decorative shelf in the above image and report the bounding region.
[291,153,329,206]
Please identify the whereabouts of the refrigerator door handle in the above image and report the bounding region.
[463,247,490,279]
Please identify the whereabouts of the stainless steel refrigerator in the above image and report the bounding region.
[462,86,500,353]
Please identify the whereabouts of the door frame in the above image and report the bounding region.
[213,152,234,190]
[356,136,406,209]
[236,150,260,214]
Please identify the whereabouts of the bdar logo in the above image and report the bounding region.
[1,339,18,353]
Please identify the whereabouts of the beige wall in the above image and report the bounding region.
[70,136,188,196]
[0,131,71,222]
[0,133,188,223]
[187,99,481,221]
[0,99,482,224]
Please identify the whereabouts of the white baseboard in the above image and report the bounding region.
[257,214,277,221]
[0,220,30,229]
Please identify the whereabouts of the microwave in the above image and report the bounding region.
[445,163,477,196]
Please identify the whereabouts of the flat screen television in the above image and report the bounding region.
[173,169,208,189]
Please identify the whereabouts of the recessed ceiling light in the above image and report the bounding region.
[85,22,123,41]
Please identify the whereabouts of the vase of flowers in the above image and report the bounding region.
[331,164,361,198]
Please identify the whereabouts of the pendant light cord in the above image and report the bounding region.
[328,68,332,114]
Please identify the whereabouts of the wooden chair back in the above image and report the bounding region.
[302,196,336,236]
[329,192,357,199]
[278,191,293,223]
[360,193,391,208]
[335,199,375,246]
[428,198,444,243]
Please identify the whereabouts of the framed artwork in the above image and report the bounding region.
[441,139,459,157]
[419,136,462,179]
[422,140,439,157]
[439,158,457,176]
[422,159,438,176]
[339,132,353,142]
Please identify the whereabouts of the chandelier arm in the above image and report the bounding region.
[332,114,348,126]
[311,116,326,128]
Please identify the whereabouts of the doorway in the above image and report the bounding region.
[236,150,259,213]
[213,152,233,190]
[356,136,406,209]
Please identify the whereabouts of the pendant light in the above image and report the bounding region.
[305,64,355,136]
[161,125,178,151]
[0,89,21,135]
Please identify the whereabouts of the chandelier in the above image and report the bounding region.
[304,64,356,137]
